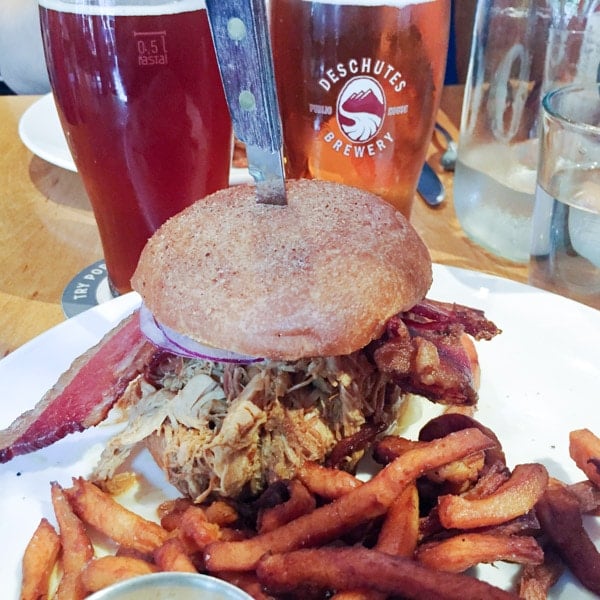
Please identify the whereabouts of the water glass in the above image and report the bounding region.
[453,0,600,263]
[529,83,600,310]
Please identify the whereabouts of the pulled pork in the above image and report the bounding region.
[92,299,499,502]
[94,352,404,502]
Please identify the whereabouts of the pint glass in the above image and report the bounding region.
[39,0,232,295]
[269,0,450,217]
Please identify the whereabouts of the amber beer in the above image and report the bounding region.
[270,0,450,217]
[39,0,232,295]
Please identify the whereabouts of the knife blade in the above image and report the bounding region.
[205,0,287,205]
[417,162,445,207]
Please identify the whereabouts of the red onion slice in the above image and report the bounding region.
[139,304,263,364]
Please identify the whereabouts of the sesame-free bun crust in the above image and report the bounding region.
[132,179,432,360]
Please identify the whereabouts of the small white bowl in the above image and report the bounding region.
[86,572,254,600]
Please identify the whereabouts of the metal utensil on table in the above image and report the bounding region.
[417,162,445,207]
[434,122,457,171]
[205,0,287,205]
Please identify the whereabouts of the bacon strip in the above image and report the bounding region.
[407,299,502,341]
[373,300,500,406]
[0,311,157,463]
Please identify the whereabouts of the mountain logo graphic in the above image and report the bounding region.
[336,76,386,143]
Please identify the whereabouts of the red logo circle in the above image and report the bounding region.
[336,76,386,143]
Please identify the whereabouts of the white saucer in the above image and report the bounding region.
[19,93,252,185]
[19,93,76,171]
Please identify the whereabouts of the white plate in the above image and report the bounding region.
[18,93,75,172]
[0,265,599,599]
[18,93,252,185]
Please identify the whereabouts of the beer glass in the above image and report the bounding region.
[39,0,232,295]
[269,0,450,218]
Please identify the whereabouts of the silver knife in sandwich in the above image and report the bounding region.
[205,0,287,205]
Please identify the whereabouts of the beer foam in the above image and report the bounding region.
[38,0,205,16]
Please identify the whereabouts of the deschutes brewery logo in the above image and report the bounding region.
[336,76,386,143]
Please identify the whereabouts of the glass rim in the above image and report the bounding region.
[542,82,600,136]
[86,572,253,600]
[38,0,205,15]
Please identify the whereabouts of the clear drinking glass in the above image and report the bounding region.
[453,0,600,263]
[529,83,600,310]
[269,0,450,218]
[39,0,232,294]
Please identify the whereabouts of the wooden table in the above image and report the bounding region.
[0,86,528,358]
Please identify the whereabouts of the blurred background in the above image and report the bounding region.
[0,0,51,95]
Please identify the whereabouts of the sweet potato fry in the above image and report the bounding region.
[256,546,518,599]
[258,480,316,533]
[418,413,506,467]
[536,485,600,595]
[518,547,564,600]
[372,436,420,464]
[154,537,197,573]
[426,451,485,488]
[330,590,376,600]
[376,481,419,556]
[437,463,548,529]
[179,505,222,551]
[51,481,95,600]
[377,425,488,491]
[80,556,156,593]
[331,483,420,600]
[569,429,600,487]
[20,518,61,600]
[204,428,494,572]
[218,527,250,542]
[64,477,168,554]
[296,461,362,500]
[463,460,510,499]
[567,480,600,515]
[416,533,543,573]
[478,511,540,538]
[157,498,194,531]
[204,500,239,526]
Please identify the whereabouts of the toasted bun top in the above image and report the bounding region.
[132,179,432,360]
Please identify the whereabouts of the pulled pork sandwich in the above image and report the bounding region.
[0,179,499,502]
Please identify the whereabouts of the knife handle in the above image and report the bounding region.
[205,0,283,153]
